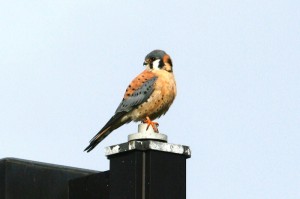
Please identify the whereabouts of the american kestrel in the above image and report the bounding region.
[84,50,176,152]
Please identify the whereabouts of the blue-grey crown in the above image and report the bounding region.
[145,50,166,60]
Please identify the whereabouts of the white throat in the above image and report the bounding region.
[152,59,161,70]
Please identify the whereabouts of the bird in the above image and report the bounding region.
[84,50,176,152]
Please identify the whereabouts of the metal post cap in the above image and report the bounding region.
[128,123,168,142]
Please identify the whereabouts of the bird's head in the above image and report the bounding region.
[143,50,173,72]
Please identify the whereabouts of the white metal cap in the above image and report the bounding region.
[128,123,168,142]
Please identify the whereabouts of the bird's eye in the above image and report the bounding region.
[151,57,156,61]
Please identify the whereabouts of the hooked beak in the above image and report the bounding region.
[143,58,150,66]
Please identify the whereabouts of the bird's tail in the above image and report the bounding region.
[84,112,127,152]
[84,126,113,152]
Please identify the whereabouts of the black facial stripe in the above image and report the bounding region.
[158,59,164,69]
[149,62,153,69]
[167,58,173,66]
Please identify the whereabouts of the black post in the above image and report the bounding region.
[106,139,191,199]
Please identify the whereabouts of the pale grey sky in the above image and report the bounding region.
[1,1,299,198]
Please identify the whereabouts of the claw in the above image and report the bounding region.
[143,116,159,133]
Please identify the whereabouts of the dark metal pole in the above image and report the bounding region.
[106,124,191,199]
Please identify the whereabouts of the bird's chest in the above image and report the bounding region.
[131,72,176,121]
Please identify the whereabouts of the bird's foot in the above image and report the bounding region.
[143,116,159,133]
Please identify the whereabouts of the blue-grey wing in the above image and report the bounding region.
[115,76,158,113]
